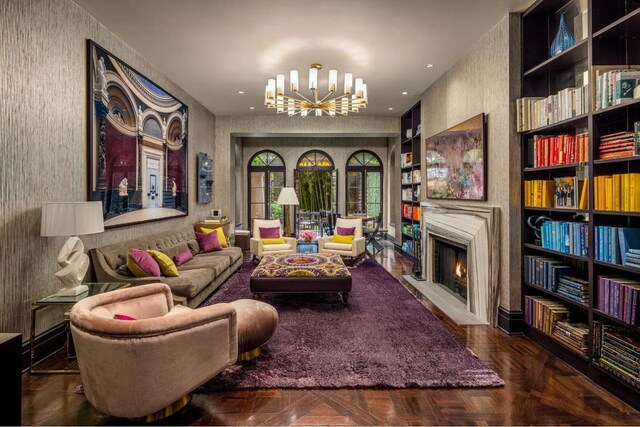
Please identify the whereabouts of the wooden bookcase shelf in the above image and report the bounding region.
[399,102,422,261]
[520,0,640,410]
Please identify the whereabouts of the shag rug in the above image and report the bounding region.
[199,258,503,390]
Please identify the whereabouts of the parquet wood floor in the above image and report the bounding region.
[21,245,640,425]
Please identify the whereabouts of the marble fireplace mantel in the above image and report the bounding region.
[421,202,500,326]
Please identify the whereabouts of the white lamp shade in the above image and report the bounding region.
[309,67,318,91]
[276,187,299,205]
[41,202,104,237]
[290,70,299,92]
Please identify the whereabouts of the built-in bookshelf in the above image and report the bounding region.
[519,0,640,409]
[399,102,422,261]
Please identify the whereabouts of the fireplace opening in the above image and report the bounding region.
[433,237,468,302]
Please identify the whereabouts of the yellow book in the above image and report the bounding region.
[613,174,622,211]
[579,177,589,210]
[594,176,600,210]
[542,180,554,207]
[631,174,638,211]
[633,174,640,212]
[623,174,630,211]
[605,177,613,210]
[598,176,607,210]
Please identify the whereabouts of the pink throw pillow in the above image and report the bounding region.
[113,314,137,321]
[128,248,161,277]
[337,226,356,236]
[259,226,281,239]
[174,248,193,266]
[196,231,222,253]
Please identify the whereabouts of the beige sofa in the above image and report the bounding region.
[91,225,243,308]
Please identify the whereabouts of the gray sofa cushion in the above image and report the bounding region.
[163,268,215,299]
[179,255,230,276]
[196,246,242,264]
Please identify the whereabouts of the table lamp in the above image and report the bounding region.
[277,187,299,237]
[41,202,104,296]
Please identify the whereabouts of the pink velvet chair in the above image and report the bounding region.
[69,283,238,420]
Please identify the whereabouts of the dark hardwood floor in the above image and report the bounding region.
[21,243,640,425]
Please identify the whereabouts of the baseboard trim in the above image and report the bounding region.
[21,323,67,372]
[497,306,523,334]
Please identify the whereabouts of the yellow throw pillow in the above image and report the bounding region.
[200,227,228,248]
[261,237,285,245]
[147,250,179,277]
[333,234,354,244]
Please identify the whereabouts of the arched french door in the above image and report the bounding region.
[247,150,286,230]
[295,150,337,213]
[345,150,383,217]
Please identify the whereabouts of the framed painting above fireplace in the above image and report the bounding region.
[425,113,486,201]
[87,40,188,228]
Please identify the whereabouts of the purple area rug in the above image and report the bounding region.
[199,258,503,390]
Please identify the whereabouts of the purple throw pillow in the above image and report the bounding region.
[337,226,356,236]
[114,314,137,321]
[128,248,161,277]
[174,248,193,266]
[196,231,222,253]
[259,226,281,239]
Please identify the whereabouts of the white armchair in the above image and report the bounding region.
[318,218,365,258]
[250,219,297,259]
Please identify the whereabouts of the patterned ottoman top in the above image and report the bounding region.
[252,253,351,278]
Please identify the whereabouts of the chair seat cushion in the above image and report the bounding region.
[263,243,292,252]
[324,242,353,251]
[163,268,215,298]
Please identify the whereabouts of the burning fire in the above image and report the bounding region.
[455,261,463,277]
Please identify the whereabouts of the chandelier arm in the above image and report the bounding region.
[313,89,319,104]
[318,89,336,104]
[322,93,358,105]
[291,90,315,105]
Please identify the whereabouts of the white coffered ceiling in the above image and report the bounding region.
[74,0,533,117]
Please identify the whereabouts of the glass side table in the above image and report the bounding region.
[297,239,319,253]
[30,282,129,374]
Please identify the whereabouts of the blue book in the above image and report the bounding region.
[611,229,620,264]
[619,228,640,266]
[605,227,611,263]
[594,225,599,259]
[598,226,605,261]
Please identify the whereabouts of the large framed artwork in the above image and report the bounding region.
[425,113,486,201]
[87,40,188,228]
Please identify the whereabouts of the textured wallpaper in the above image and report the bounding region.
[0,0,216,338]
[419,15,522,311]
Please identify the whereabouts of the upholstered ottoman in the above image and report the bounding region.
[229,299,278,361]
[250,253,352,304]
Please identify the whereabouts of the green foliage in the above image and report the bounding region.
[297,171,332,212]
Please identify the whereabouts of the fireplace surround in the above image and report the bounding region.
[421,202,500,325]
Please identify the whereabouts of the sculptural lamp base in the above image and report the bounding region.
[55,284,89,296]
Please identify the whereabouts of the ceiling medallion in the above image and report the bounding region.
[264,63,367,117]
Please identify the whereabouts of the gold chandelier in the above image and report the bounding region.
[264,63,367,117]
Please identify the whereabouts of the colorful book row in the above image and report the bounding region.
[401,203,421,221]
[593,67,640,110]
[597,276,640,326]
[524,177,587,209]
[594,173,640,211]
[517,83,589,132]
[594,226,640,267]
[529,133,589,168]
[597,129,639,160]
[593,322,640,389]
[540,221,588,257]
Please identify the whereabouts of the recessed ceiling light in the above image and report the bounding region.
[425,63,434,68]
[388,107,394,111]
[238,90,245,94]
[249,106,255,110]
[401,91,408,95]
